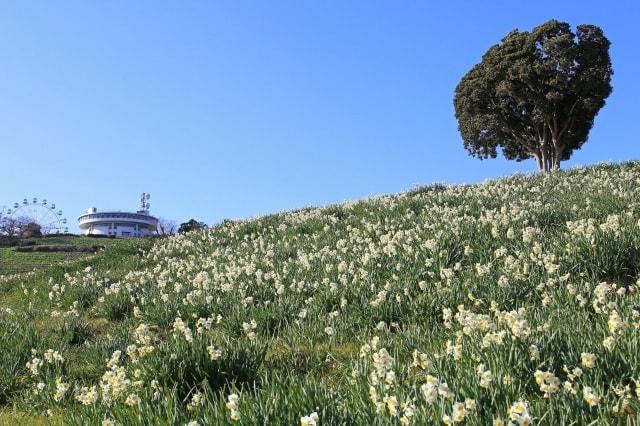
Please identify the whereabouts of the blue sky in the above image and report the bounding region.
[1,1,638,230]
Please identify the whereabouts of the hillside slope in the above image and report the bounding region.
[2,162,640,425]
[0,235,120,276]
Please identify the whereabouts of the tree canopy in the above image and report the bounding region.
[454,20,612,173]
[178,219,208,234]
[19,222,42,238]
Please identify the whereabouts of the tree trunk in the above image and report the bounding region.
[540,145,551,174]
[533,153,543,173]
[551,143,563,172]
[538,134,563,174]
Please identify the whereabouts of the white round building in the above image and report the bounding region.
[77,194,158,237]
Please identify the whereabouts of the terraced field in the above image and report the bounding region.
[0,236,119,275]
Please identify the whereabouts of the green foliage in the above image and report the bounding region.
[0,315,37,404]
[178,219,209,234]
[142,337,267,401]
[454,20,613,173]
[19,222,42,238]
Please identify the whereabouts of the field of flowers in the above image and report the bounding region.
[1,162,640,425]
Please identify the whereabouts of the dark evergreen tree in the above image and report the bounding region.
[454,20,613,173]
[178,219,208,234]
[19,222,42,238]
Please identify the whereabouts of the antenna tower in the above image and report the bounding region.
[140,193,151,212]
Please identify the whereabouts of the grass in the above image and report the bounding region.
[0,409,61,426]
[1,162,640,424]
[0,236,120,275]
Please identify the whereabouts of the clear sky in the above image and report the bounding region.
[1,1,638,230]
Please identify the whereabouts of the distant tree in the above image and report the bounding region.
[454,20,613,173]
[19,222,42,238]
[157,217,178,236]
[0,216,26,237]
[178,219,208,234]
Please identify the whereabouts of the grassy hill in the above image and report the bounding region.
[0,235,121,276]
[1,162,640,425]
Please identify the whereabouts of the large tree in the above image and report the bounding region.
[19,222,42,238]
[454,20,612,173]
[178,219,208,234]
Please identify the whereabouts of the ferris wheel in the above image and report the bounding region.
[4,197,69,234]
